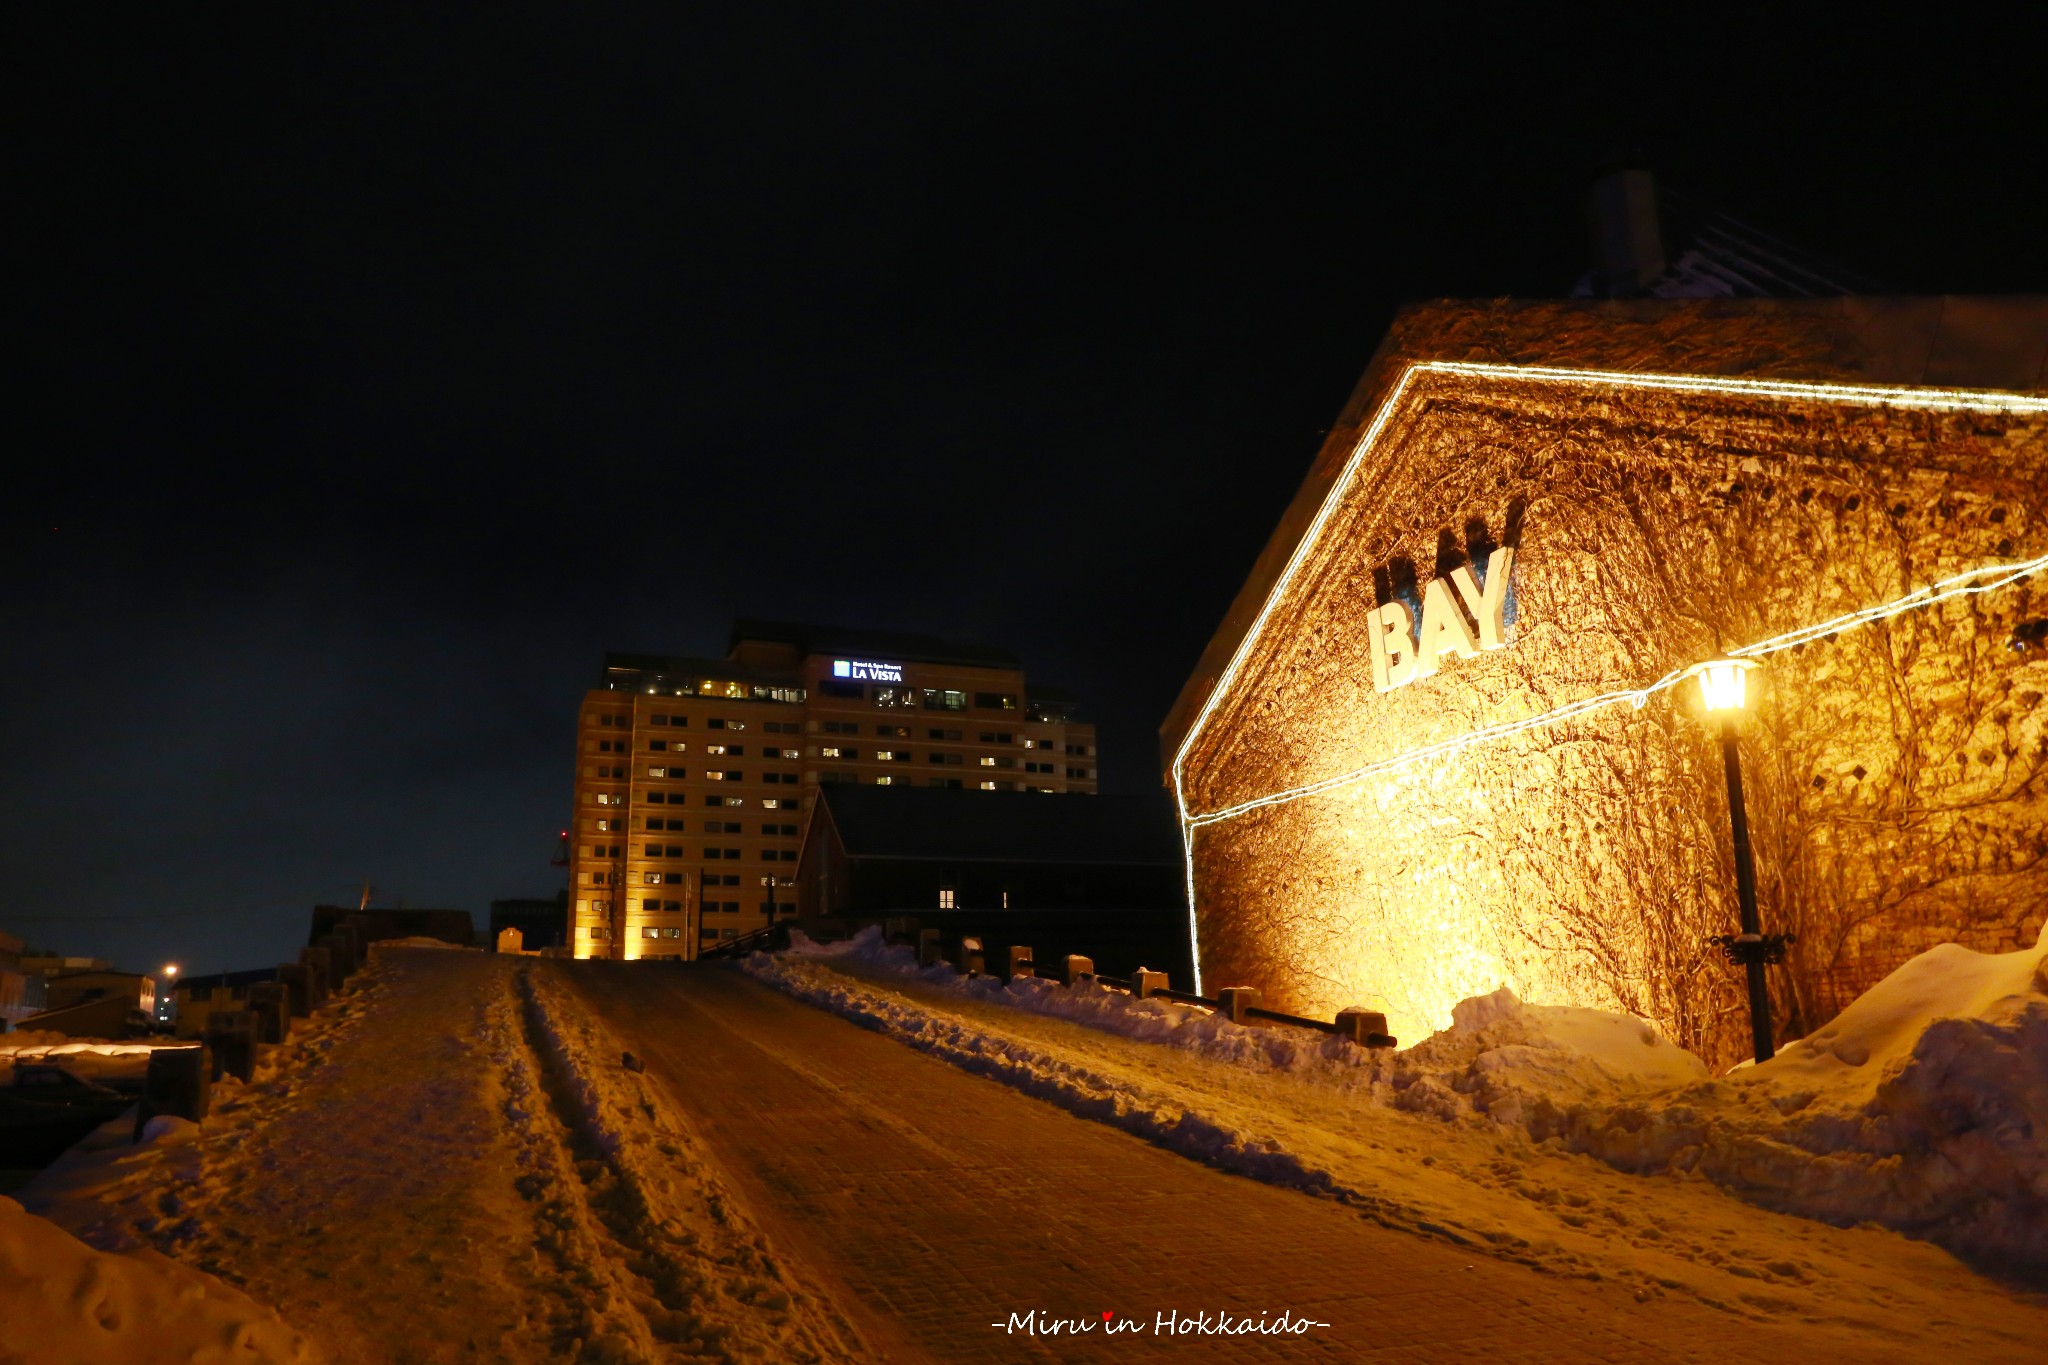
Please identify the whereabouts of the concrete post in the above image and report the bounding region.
[1334,1008,1396,1048]
[275,963,312,1017]
[917,928,943,968]
[134,1044,211,1141]
[958,936,985,976]
[319,935,354,986]
[1130,967,1169,999]
[1062,954,1094,986]
[246,982,291,1044]
[333,925,364,975]
[1215,986,1261,1024]
[1004,946,1035,981]
[297,948,331,1008]
[205,1012,258,1084]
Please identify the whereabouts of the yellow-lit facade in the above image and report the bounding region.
[569,627,1097,960]
[1166,315,2048,1069]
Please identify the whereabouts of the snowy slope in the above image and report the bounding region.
[742,927,2048,1353]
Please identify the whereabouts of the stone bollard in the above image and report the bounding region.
[246,982,291,1044]
[958,936,986,976]
[917,928,944,968]
[1334,1008,1397,1048]
[1005,945,1035,982]
[1214,986,1261,1024]
[298,948,332,1008]
[1130,967,1169,999]
[275,963,313,1017]
[1062,954,1094,986]
[135,1045,211,1141]
[205,1011,258,1084]
[333,925,364,975]
[319,934,355,986]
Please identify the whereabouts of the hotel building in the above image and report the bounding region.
[568,621,1098,959]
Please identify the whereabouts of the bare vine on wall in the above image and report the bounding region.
[1182,377,2048,1069]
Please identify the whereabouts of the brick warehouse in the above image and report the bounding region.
[1163,297,2048,1066]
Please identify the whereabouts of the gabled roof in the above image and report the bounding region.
[1158,295,2048,775]
[731,620,1020,670]
[815,786,1181,867]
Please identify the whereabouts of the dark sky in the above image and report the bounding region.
[9,7,2045,977]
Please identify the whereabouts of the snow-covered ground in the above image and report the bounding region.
[14,944,862,1363]
[0,1191,315,1363]
[742,925,2048,1349]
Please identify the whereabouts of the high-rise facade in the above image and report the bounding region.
[567,621,1098,960]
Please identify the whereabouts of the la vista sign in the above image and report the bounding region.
[833,658,905,683]
[1368,547,1514,692]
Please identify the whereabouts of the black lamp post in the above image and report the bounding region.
[1695,656,1792,1064]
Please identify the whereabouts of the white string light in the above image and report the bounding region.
[1170,361,2048,993]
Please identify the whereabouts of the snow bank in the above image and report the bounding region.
[0,1039,165,1088]
[1549,926,2048,1279]
[761,924,2048,1282]
[0,1195,316,1362]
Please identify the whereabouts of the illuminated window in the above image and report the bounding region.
[874,687,916,709]
[647,766,668,778]
[875,775,897,785]
[874,749,899,761]
[875,725,910,739]
[922,689,968,712]
[705,794,743,807]
[974,693,1017,711]
[979,781,997,791]
[938,888,956,909]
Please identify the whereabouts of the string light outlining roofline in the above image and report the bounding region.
[1168,360,2048,994]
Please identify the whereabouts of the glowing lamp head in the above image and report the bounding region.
[1695,657,1759,714]
[163,963,179,977]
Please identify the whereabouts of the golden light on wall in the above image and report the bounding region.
[1172,362,2048,1065]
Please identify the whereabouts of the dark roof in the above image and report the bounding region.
[816,787,1182,867]
[177,966,278,993]
[730,620,1020,670]
[601,652,801,687]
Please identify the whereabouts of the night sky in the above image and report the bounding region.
[10,8,2044,978]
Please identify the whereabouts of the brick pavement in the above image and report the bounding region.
[558,962,1946,1365]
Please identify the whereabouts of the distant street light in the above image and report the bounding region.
[1694,656,1791,1063]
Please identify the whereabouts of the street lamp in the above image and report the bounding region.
[1693,656,1791,1063]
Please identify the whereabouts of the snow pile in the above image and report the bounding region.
[1389,987,1709,1125]
[1,1038,164,1089]
[759,925,2048,1282]
[1551,927,2048,1278]
[0,1194,316,1363]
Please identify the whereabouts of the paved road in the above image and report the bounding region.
[557,961,1931,1364]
